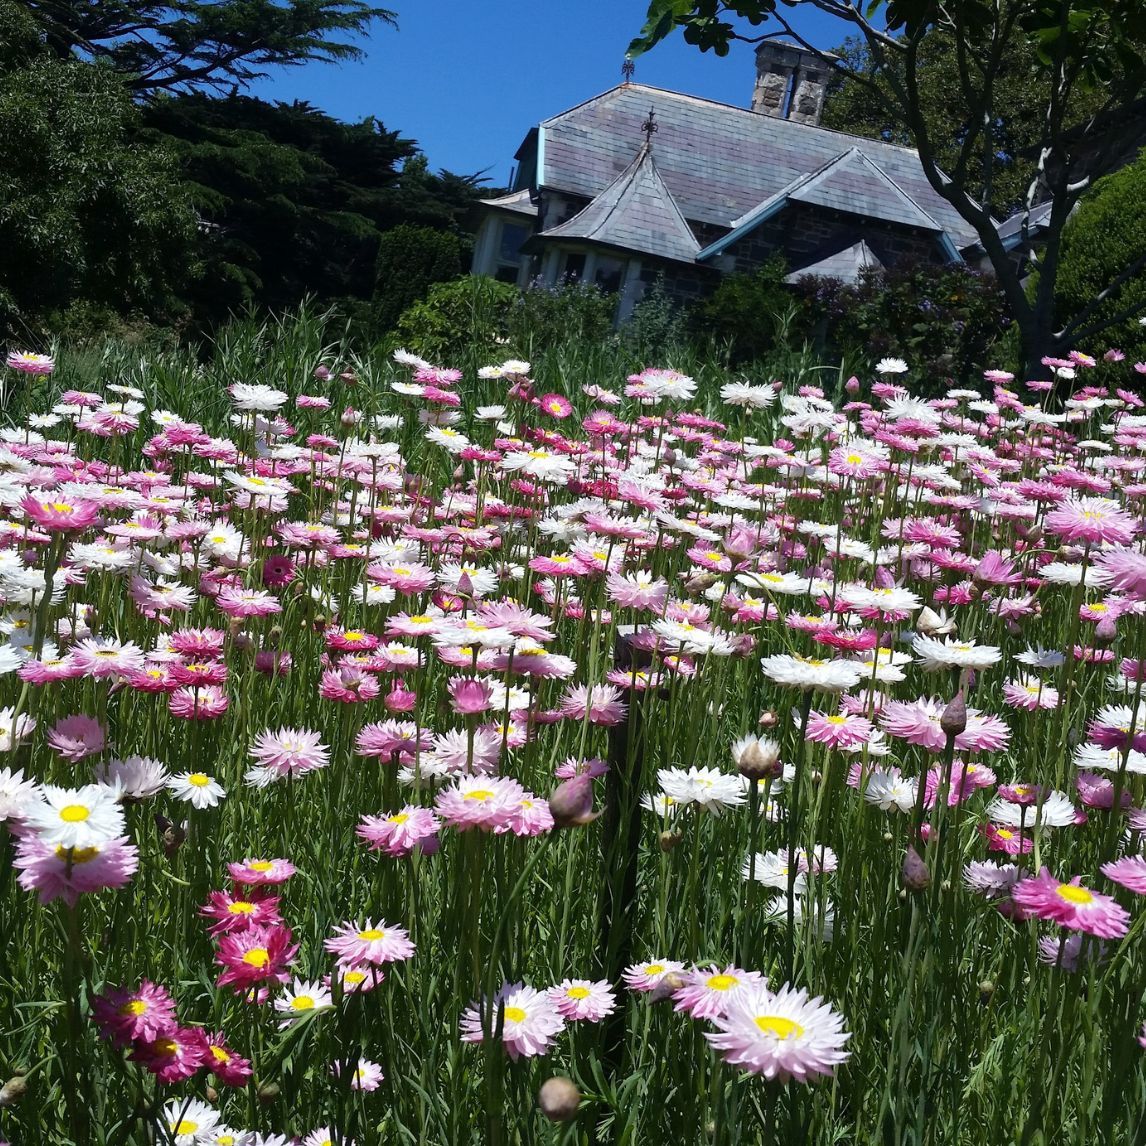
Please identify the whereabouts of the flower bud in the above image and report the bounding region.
[757,710,778,729]
[658,830,683,852]
[734,736,782,780]
[940,692,967,738]
[549,774,599,828]
[844,375,860,394]
[538,1076,581,1122]
[1094,616,1118,645]
[650,970,687,1001]
[978,980,995,1003]
[257,1082,280,1104]
[0,1076,26,1106]
[901,844,931,892]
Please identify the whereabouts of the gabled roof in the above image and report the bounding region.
[997,199,1054,250]
[480,189,538,218]
[538,142,701,264]
[700,147,952,262]
[784,239,883,284]
[532,83,981,250]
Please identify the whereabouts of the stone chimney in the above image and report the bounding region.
[753,42,834,127]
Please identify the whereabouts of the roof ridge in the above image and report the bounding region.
[539,82,929,160]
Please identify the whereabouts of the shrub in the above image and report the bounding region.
[507,279,616,353]
[620,274,690,360]
[373,224,465,336]
[394,275,518,363]
[793,262,1012,386]
[691,255,798,364]
[1055,145,1146,364]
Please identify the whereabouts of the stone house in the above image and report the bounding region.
[473,43,983,322]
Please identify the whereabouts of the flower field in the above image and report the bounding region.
[2,323,1146,1145]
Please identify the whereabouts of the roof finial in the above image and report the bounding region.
[641,107,658,144]
[622,56,635,84]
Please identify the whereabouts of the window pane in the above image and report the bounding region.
[499,224,528,264]
[561,252,586,281]
[594,256,625,294]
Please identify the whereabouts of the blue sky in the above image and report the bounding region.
[251,1,842,184]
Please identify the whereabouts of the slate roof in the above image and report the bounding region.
[537,142,701,264]
[997,199,1054,248]
[533,83,981,251]
[784,239,883,284]
[480,189,538,218]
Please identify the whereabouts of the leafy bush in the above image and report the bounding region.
[793,262,1012,385]
[620,275,690,360]
[1055,145,1146,364]
[691,255,796,364]
[373,224,465,335]
[394,275,518,363]
[507,279,616,352]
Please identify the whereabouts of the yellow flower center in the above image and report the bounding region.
[645,963,664,975]
[344,631,365,641]
[846,454,864,465]
[566,986,591,999]
[120,999,148,1016]
[344,970,367,985]
[357,928,385,941]
[754,1015,804,1040]
[464,790,493,801]
[996,829,1014,840]
[387,813,409,825]
[248,861,273,872]
[210,1045,231,1063]
[503,1005,527,1023]
[187,773,210,787]
[227,901,256,915]
[290,996,315,1010]
[55,845,99,863]
[173,1120,198,1135]
[825,715,847,725]
[706,974,738,991]
[59,805,90,823]
[1056,884,1094,905]
[50,502,74,513]
[242,947,270,968]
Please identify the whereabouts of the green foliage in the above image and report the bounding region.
[620,275,690,359]
[1055,145,1146,361]
[394,276,519,363]
[507,280,617,354]
[692,256,795,364]
[21,0,395,96]
[141,95,486,332]
[373,224,466,335]
[820,34,1109,217]
[0,57,196,342]
[792,263,1013,383]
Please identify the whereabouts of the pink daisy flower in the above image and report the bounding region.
[623,958,686,992]
[216,587,282,618]
[546,979,616,1022]
[459,982,566,1060]
[804,710,873,749]
[558,682,627,726]
[203,1031,253,1086]
[14,834,138,905]
[357,806,441,857]
[704,982,850,1084]
[319,666,380,703]
[672,965,766,1020]
[248,727,330,781]
[1010,868,1130,939]
[215,924,298,990]
[1044,497,1137,546]
[1101,855,1146,895]
[324,919,416,968]
[168,684,229,720]
[21,494,99,532]
[200,889,283,936]
[435,775,524,831]
[131,1027,207,1083]
[228,857,296,886]
[72,638,146,679]
[91,981,177,1047]
[46,714,106,761]
[980,824,1033,855]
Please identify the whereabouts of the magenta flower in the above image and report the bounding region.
[1010,868,1130,939]
[91,981,178,1047]
[1101,855,1146,895]
[1044,497,1137,546]
[168,684,229,720]
[672,965,766,1020]
[6,350,54,374]
[248,727,330,782]
[435,776,524,831]
[20,494,99,532]
[200,889,283,936]
[203,1031,253,1086]
[558,682,627,726]
[214,924,298,990]
[130,1027,208,1083]
[804,710,873,749]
